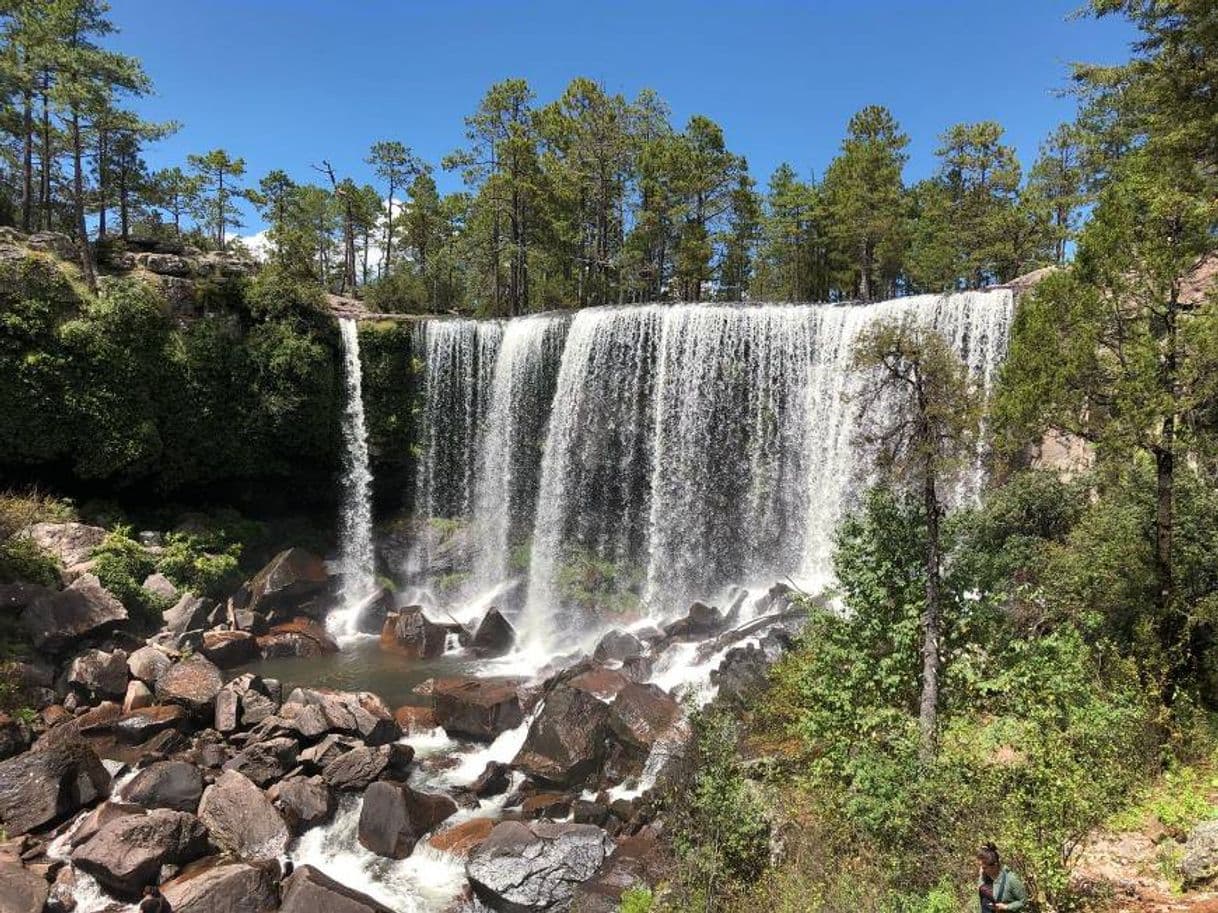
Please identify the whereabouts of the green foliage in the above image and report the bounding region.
[555,550,641,616]
[0,490,75,586]
[90,526,165,623]
[0,536,58,587]
[619,886,654,913]
[670,711,771,890]
[155,532,241,600]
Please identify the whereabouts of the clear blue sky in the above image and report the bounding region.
[108,0,1135,237]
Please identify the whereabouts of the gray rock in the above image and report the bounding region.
[1183,819,1218,884]
[127,646,173,686]
[357,780,457,859]
[72,808,209,899]
[322,743,413,791]
[608,683,683,751]
[121,760,204,812]
[197,770,289,860]
[267,776,335,835]
[471,607,516,658]
[122,679,153,713]
[67,648,129,697]
[161,857,280,913]
[0,861,49,913]
[593,629,644,664]
[162,593,214,638]
[141,572,178,603]
[466,820,615,913]
[21,521,105,568]
[279,864,396,913]
[0,738,111,835]
[114,705,188,743]
[279,688,399,746]
[155,654,223,714]
[21,573,127,652]
[223,735,299,787]
[513,683,611,788]
[245,548,330,621]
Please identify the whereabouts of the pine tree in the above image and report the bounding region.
[187,148,246,249]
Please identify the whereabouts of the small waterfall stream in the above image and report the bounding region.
[330,317,376,636]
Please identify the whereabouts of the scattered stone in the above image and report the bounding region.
[126,646,172,687]
[1183,819,1218,884]
[322,743,413,791]
[608,683,682,751]
[267,776,334,836]
[433,677,526,741]
[160,856,280,913]
[197,770,289,860]
[162,593,214,639]
[280,688,399,745]
[141,573,178,603]
[279,864,396,913]
[122,761,204,812]
[122,680,153,714]
[299,733,362,771]
[520,793,571,820]
[380,608,448,659]
[472,608,516,657]
[429,817,496,857]
[155,654,223,715]
[472,761,512,798]
[223,735,299,787]
[593,629,644,664]
[72,809,209,899]
[0,738,110,836]
[22,521,105,569]
[513,683,611,788]
[114,705,187,743]
[67,648,129,698]
[393,705,437,733]
[200,630,258,667]
[0,860,49,913]
[21,574,127,652]
[357,780,458,859]
[245,548,330,621]
[256,618,339,658]
[466,820,615,913]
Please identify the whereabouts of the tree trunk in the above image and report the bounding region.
[919,466,942,764]
[119,163,129,240]
[217,169,226,248]
[71,111,97,293]
[97,129,107,238]
[21,88,33,232]
[383,179,394,278]
[40,85,51,230]
[1155,283,1179,700]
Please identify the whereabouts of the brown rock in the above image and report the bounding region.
[433,677,526,741]
[155,654,223,714]
[380,608,448,659]
[357,780,457,858]
[197,770,289,860]
[0,738,110,836]
[393,705,438,733]
[0,860,49,913]
[246,548,330,621]
[200,629,258,667]
[256,617,338,658]
[71,809,209,899]
[513,683,611,789]
[280,864,396,913]
[429,816,496,857]
[20,573,127,652]
[160,856,279,913]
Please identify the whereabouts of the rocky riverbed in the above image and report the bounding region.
[0,522,805,913]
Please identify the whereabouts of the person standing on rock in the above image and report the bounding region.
[977,843,1028,912]
[139,885,172,913]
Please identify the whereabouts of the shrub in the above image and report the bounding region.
[156,532,242,600]
[91,526,167,624]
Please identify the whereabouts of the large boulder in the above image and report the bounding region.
[0,861,49,913]
[513,684,611,788]
[0,713,32,762]
[197,769,289,860]
[257,618,339,658]
[593,629,644,664]
[141,571,179,603]
[155,654,223,714]
[245,548,330,621]
[162,592,214,639]
[222,735,299,787]
[0,738,110,835]
[200,630,258,667]
[71,809,209,899]
[121,760,204,812]
[663,601,728,640]
[380,608,448,659]
[279,688,399,745]
[21,573,127,652]
[433,677,526,741]
[322,743,413,791]
[357,780,458,859]
[429,817,496,857]
[466,820,615,913]
[114,704,188,743]
[214,673,277,734]
[279,864,396,913]
[161,857,280,913]
[1182,819,1218,884]
[66,648,129,697]
[22,521,105,569]
[267,776,335,835]
[608,683,682,752]
[471,608,516,658]
[571,834,662,913]
[127,645,173,686]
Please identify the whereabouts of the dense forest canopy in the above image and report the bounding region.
[0,1,1092,314]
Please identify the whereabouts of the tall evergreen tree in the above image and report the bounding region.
[187,147,246,249]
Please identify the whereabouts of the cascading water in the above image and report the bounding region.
[406,291,1014,649]
[330,318,376,636]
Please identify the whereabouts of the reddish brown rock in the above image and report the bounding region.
[394,705,438,733]
[256,617,338,659]
[432,676,526,741]
[380,608,448,659]
[429,816,496,856]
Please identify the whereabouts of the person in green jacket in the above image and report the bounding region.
[977,842,1029,912]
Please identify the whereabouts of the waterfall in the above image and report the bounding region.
[470,313,570,590]
[408,291,1014,647]
[331,318,376,636]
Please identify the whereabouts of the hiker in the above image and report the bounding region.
[138,885,172,913]
[977,842,1028,913]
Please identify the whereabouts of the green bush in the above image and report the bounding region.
[91,526,167,624]
[156,532,242,600]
